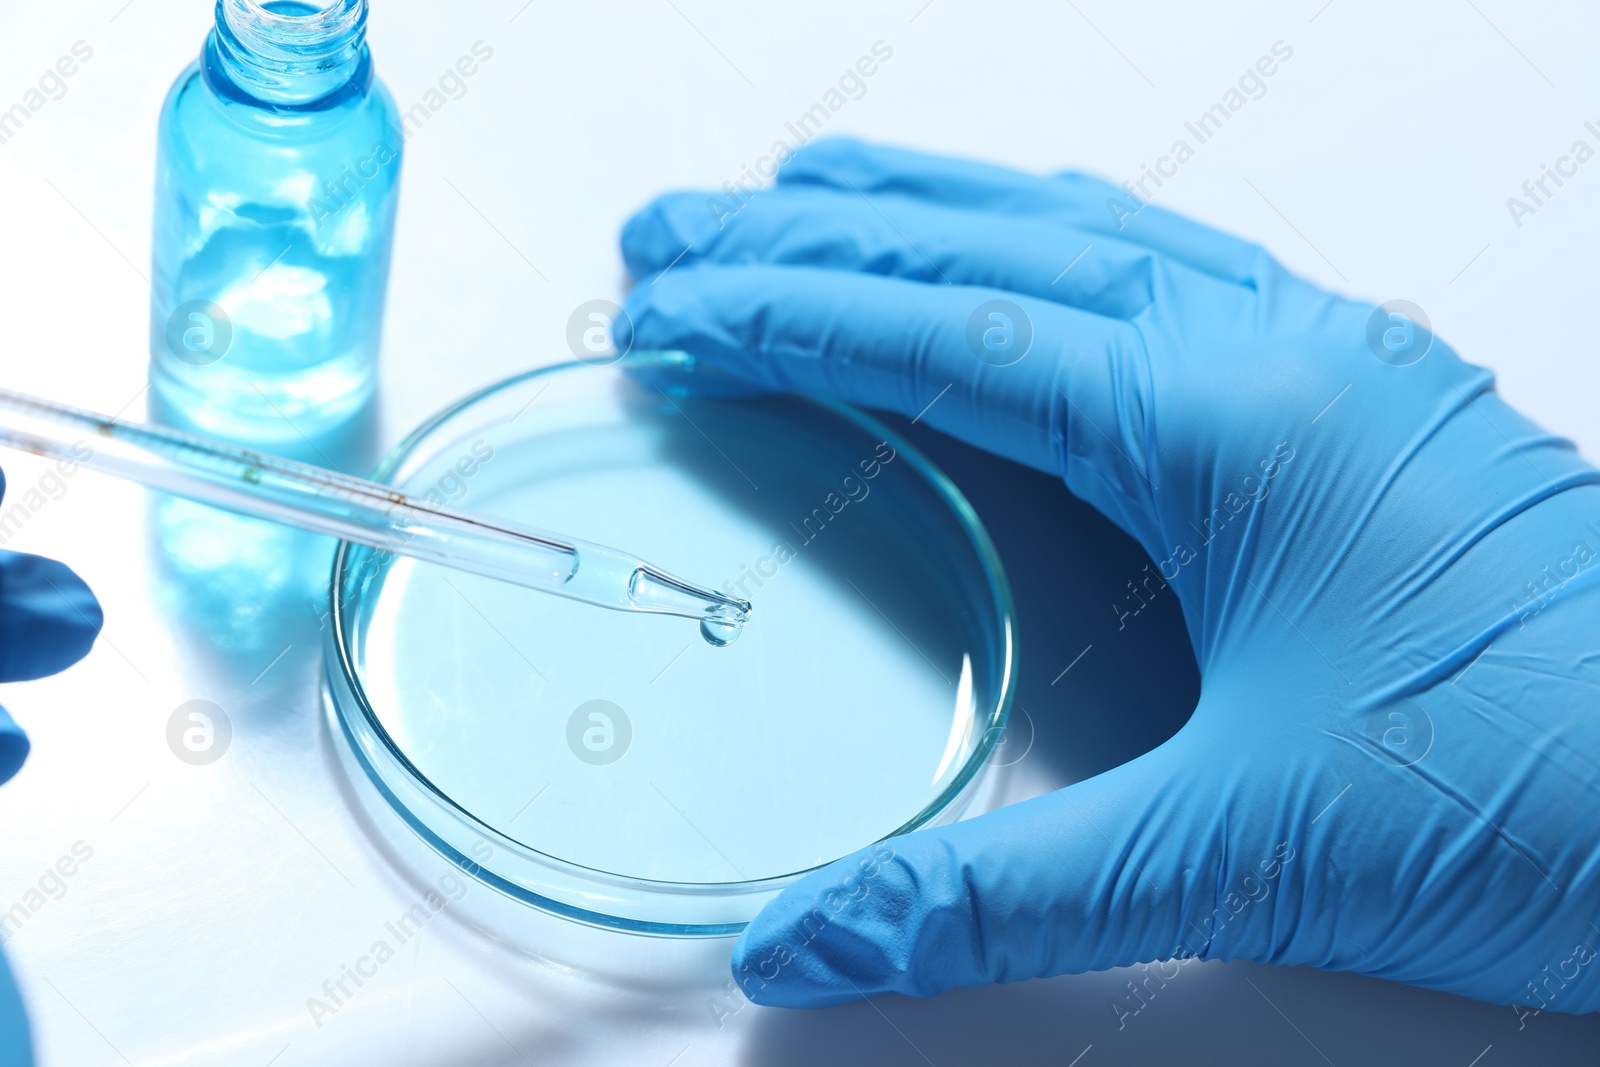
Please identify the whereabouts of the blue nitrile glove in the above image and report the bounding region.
[0,465,103,1065]
[616,139,1600,1016]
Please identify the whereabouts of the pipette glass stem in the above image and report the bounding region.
[0,389,751,634]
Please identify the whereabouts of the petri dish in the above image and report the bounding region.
[326,352,1014,935]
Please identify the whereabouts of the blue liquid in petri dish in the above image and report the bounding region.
[343,364,1010,898]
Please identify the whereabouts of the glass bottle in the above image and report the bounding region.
[149,0,401,446]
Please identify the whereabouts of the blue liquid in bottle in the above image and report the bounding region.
[149,0,401,448]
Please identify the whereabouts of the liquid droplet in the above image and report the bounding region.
[700,617,741,647]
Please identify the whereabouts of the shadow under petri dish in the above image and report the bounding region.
[332,354,1012,930]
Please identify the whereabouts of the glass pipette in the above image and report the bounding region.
[0,388,751,645]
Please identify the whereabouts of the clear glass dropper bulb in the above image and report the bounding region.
[0,388,751,644]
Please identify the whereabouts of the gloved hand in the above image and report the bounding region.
[616,139,1600,1017]
[0,467,101,781]
[0,465,102,1066]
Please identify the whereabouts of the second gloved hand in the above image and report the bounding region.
[615,139,1600,1015]
[0,464,103,1065]
[0,465,102,782]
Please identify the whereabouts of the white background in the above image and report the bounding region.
[0,0,1597,1064]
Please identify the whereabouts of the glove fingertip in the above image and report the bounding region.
[0,554,102,682]
[730,915,875,1009]
[1051,169,1118,196]
[778,136,876,185]
[728,840,934,1008]
[620,270,712,348]
[620,193,720,280]
[610,293,638,352]
[35,588,102,680]
[0,709,28,785]
[618,203,665,281]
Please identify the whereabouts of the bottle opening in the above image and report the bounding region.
[209,0,369,107]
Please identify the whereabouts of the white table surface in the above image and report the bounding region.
[0,0,1597,1063]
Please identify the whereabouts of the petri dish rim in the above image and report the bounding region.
[325,351,1017,934]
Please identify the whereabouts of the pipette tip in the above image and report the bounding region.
[698,599,752,647]
[628,565,752,646]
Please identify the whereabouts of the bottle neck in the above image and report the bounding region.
[204,0,371,110]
